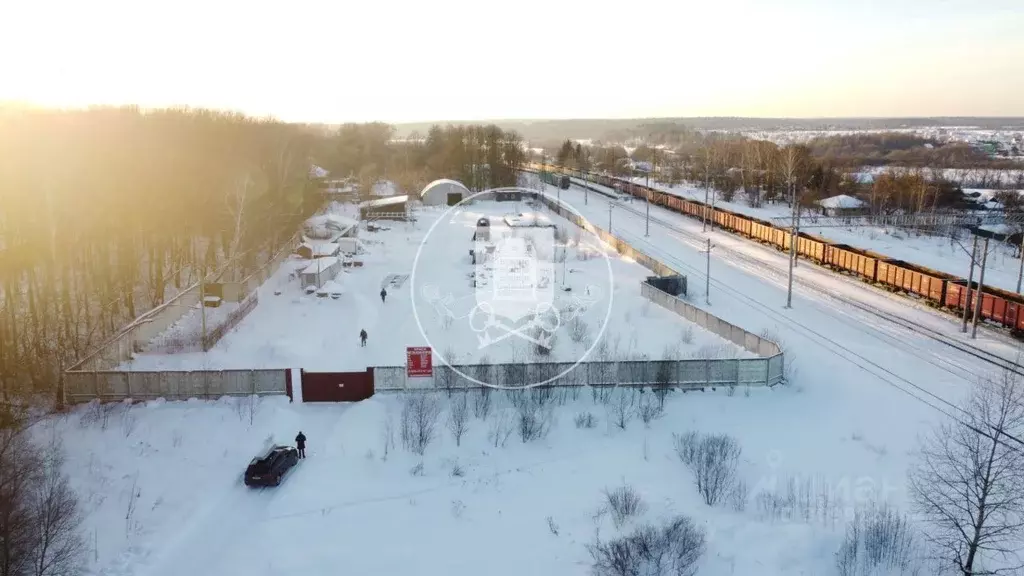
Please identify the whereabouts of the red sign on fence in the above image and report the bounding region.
[406,346,433,377]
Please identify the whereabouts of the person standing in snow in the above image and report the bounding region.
[359,329,367,347]
[295,431,306,458]
[380,287,387,303]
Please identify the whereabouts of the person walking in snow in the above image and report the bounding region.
[295,431,307,459]
[359,329,367,347]
[380,287,387,303]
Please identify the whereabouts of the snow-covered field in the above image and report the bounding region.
[123,199,744,372]
[57,386,913,576]
[641,180,1024,293]
[48,180,1024,576]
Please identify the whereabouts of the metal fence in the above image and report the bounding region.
[65,369,288,403]
[374,355,782,391]
[370,188,786,393]
[640,282,782,358]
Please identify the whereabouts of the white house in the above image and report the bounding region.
[816,194,867,216]
[421,179,470,206]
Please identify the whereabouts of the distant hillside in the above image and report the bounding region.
[391,117,1024,144]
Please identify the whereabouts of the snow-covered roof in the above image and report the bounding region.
[372,180,399,197]
[361,195,409,209]
[816,194,866,209]
[420,179,470,198]
[980,223,1015,235]
[504,212,554,228]
[300,257,339,275]
[305,214,359,234]
[298,242,339,257]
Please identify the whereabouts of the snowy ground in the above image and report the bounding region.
[123,200,745,372]
[54,389,913,576]
[52,181,1024,576]
[145,299,242,353]
[638,180,1024,293]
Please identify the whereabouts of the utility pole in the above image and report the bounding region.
[608,203,613,233]
[961,235,978,333]
[645,188,650,237]
[785,181,797,309]
[199,275,208,350]
[702,158,710,232]
[971,237,990,339]
[793,187,801,269]
[1017,231,1024,293]
[704,238,712,305]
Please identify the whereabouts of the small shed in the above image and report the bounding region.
[304,214,359,239]
[299,257,341,290]
[360,195,409,220]
[421,179,470,206]
[816,194,867,217]
[296,242,340,260]
[372,180,400,197]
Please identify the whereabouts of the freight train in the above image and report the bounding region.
[529,163,1024,337]
[538,170,570,190]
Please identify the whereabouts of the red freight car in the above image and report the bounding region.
[875,260,950,304]
[824,244,878,282]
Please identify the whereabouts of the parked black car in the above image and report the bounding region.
[244,445,298,487]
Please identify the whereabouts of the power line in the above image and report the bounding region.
[588,193,1024,454]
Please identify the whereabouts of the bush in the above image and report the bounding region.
[472,386,493,419]
[569,317,590,344]
[574,411,597,429]
[447,392,470,447]
[517,404,553,443]
[836,506,920,576]
[607,388,636,430]
[674,431,742,506]
[637,392,663,426]
[603,484,648,528]
[588,515,706,576]
[400,394,441,455]
[487,410,514,448]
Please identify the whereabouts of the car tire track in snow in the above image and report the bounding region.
[136,474,289,576]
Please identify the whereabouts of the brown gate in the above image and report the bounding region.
[300,369,374,402]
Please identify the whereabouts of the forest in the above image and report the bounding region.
[546,134,973,217]
[0,108,526,405]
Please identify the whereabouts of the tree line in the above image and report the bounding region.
[0,108,530,405]
[543,134,982,216]
[0,107,326,402]
[325,123,526,197]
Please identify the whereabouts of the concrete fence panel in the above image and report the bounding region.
[66,369,287,403]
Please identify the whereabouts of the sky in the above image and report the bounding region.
[2,0,1022,124]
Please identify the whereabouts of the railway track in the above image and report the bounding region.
[595,187,1024,379]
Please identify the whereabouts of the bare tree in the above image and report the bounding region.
[675,431,743,506]
[909,371,1024,575]
[0,413,84,576]
[400,394,442,455]
[29,437,85,576]
[588,515,706,576]
[447,392,470,447]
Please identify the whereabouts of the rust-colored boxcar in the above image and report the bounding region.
[824,244,878,282]
[876,260,948,304]
[798,235,826,262]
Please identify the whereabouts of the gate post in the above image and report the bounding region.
[286,369,293,402]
